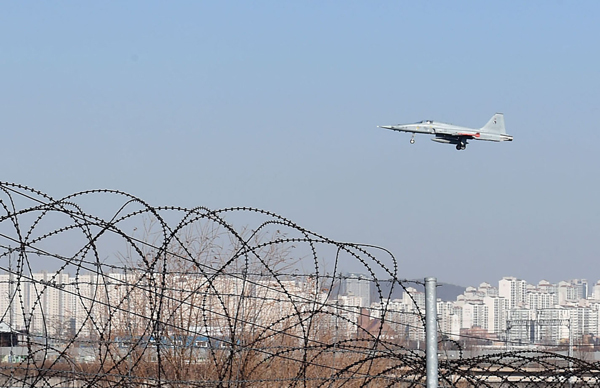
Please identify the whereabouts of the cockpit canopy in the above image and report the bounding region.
[419,120,434,124]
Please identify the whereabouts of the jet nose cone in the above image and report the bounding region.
[378,125,393,129]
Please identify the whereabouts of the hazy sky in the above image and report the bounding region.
[2,2,599,286]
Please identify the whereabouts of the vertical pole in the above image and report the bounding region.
[568,319,573,388]
[425,277,438,388]
[568,319,573,359]
[568,319,573,370]
[9,248,14,363]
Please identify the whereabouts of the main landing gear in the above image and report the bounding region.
[455,143,467,151]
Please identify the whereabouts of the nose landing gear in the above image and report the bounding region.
[410,134,415,144]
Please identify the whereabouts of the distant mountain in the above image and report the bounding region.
[371,280,465,302]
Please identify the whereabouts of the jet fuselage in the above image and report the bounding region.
[378,113,513,150]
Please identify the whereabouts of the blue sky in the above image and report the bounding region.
[1,2,599,286]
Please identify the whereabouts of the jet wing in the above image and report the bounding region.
[434,128,480,139]
[431,133,473,149]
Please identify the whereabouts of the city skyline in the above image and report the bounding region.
[3,269,600,346]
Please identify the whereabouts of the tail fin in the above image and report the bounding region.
[481,113,505,134]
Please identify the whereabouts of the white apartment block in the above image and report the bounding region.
[506,308,537,344]
[437,300,454,339]
[591,281,600,300]
[499,277,527,309]
[0,273,22,330]
[478,282,499,297]
[461,301,488,331]
[537,280,558,294]
[370,287,426,343]
[483,295,508,335]
[557,281,576,305]
[525,287,557,310]
[331,295,362,338]
[343,273,371,308]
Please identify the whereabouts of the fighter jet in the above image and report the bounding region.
[378,113,513,150]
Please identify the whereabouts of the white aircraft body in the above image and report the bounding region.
[378,113,513,150]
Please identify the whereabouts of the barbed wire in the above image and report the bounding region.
[0,182,598,387]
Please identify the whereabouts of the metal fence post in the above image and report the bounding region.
[425,277,438,388]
